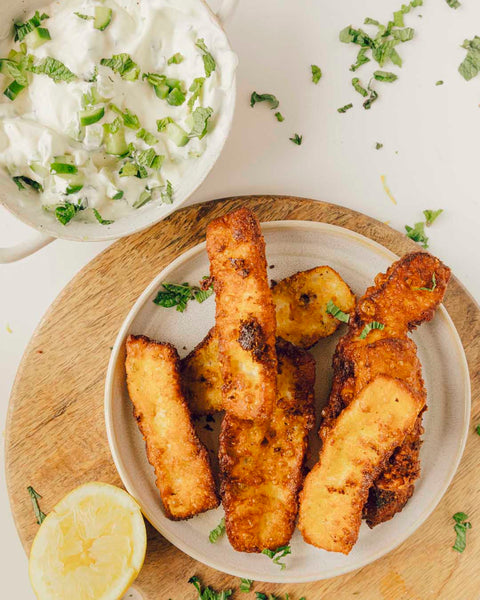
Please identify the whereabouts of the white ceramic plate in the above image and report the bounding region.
[105,220,470,583]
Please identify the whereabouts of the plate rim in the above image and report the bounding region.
[104,219,471,583]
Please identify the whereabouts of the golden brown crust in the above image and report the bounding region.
[298,376,425,554]
[207,207,277,420]
[219,340,315,552]
[320,252,450,528]
[181,265,354,415]
[125,335,219,520]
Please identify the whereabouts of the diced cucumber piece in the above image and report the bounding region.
[53,154,75,164]
[50,162,78,175]
[165,122,189,147]
[29,162,48,177]
[66,184,83,194]
[154,83,170,99]
[133,189,152,209]
[111,189,124,200]
[79,105,105,126]
[4,80,26,101]
[104,124,128,156]
[24,27,51,49]
[122,66,140,81]
[94,7,112,31]
[167,87,186,106]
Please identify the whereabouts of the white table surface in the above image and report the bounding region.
[1,0,480,597]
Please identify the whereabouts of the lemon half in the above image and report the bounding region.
[29,482,147,600]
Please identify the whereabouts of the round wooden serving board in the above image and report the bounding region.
[6,196,480,600]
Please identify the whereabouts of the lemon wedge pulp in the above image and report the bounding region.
[29,482,146,600]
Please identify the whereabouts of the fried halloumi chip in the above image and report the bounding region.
[181,266,354,415]
[272,266,355,348]
[298,376,425,554]
[219,340,315,552]
[321,251,450,528]
[207,208,277,420]
[125,335,219,520]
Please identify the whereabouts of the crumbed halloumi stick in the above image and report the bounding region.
[219,340,315,552]
[298,376,425,554]
[206,207,277,420]
[125,335,219,520]
[181,266,354,415]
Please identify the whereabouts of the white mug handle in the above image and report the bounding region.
[0,229,54,263]
[215,0,238,24]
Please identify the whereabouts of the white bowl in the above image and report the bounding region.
[105,220,470,583]
[0,0,237,262]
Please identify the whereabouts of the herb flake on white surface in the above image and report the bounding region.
[311,64,322,84]
[289,133,302,145]
[337,103,353,113]
[459,37,480,81]
[153,278,213,312]
[195,38,216,78]
[28,57,76,83]
[423,208,443,226]
[92,209,113,225]
[250,91,280,110]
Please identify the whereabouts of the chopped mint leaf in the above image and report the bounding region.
[28,57,76,83]
[274,111,284,122]
[156,117,174,132]
[239,579,253,593]
[188,77,205,110]
[136,128,158,145]
[189,576,232,600]
[289,133,302,145]
[405,221,429,248]
[27,486,46,525]
[423,209,443,226]
[112,190,124,200]
[363,83,378,109]
[100,53,139,80]
[110,104,140,129]
[209,517,225,543]
[250,91,280,109]
[168,52,184,65]
[74,12,93,20]
[12,176,42,192]
[195,38,216,78]
[153,277,213,312]
[446,0,461,7]
[14,11,49,42]
[189,106,213,139]
[376,142,383,149]
[92,208,113,225]
[459,37,480,81]
[352,77,368,96]
[476,424,480,436]
[373,70,398,82]
[414,273,437,292]
[261,545,291,570]
[452,513,471,553]
[337,103,353,113]
[311,64,322,84]
[436,80,444,85]
[359,321,385,339]
[55,201,83,225]
[350,47,371,72]
[161,180,174,204]
[326,300,350,323]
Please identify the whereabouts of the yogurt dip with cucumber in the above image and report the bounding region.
[0,0,236,226]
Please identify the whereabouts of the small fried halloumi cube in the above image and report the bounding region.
[219,340,315,552]
[207,207,277,420]
[125,335,219,520]
[298,376,425,554]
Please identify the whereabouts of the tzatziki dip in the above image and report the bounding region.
[0,0,236,226]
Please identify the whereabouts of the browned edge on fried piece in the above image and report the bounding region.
[207,207,277,420]
[219,339,315,552]
[320,251,451,528]
[125,334,219,520]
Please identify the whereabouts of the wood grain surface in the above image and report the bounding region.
[6,196,480,600]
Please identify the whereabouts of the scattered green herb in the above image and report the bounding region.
[12,176,42,192]
[337,103,353,113]
[100,53,139,80]
[74,12,93,20]
[188,77,205,110]
[311,64,322,84]
[55,201,83,225]
[363,82,378,109]
[27,486,46,525]
[189,106,213,139]
[209,518,225,543]
[446,0,461,8]
[352,77,368,96]
[168,52,184,65]
[405,221,429,248]
[239,579,253,593]
[261,545,291,570]
[274,112,284,122]
[376,142,383,149]
[28,57,76,83]
[189,576,232,600]
[92,208,113,225]
[289,133,302,145]
[459,36,480,81]
[195,38,216,78]
[476,424,480,436]
[359,321,385,339]
[414,273,437,292]
[250,91,280,109]
[161,180,174,204]
[423,208,443,226]
[136,128,158,146]
[153,278,213,312]
[452,512,471,553]
[373,70,398,82]
[14,11,49,42]
[110,104,140,129]
[436,80,444,85]
[326,300,350,323]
